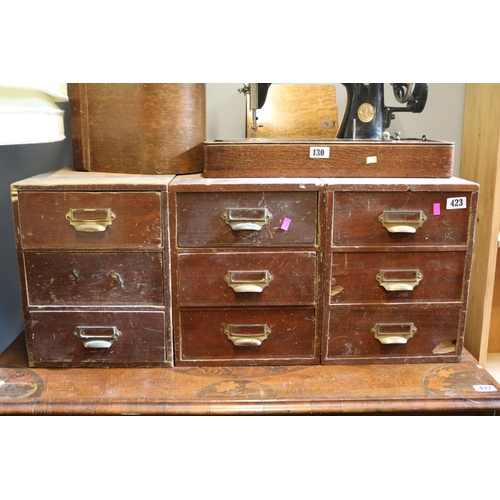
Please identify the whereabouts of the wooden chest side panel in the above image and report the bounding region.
[177,308,317,364]
[175,191,318,248]
[177,251,317,306]
[24,252,164,306]
[18,191,163,249]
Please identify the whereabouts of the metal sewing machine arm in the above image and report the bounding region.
[239,83,272,135]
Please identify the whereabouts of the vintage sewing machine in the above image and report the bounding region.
[204,82,452,178]
[240,83,428,140]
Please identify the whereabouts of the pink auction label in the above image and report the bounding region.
[281,217,291,230]
[433,203,441,216]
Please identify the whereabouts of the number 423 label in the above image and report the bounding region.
[446,197,467,210]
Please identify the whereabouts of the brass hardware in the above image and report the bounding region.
[372,323,416,344]
[224,270,273,293]
[376,269,423,291]
[379,210,427,233]
[10,186,18,203]
[73,326,121,349]
[224,324,271,347]
[221,207,272,231]
[358,102,375,123]
[109,272,124,287]
[66,208,116,232]
[68,269,80,282]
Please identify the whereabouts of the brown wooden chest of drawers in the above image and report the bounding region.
[168,175,323,366]
[11,169,479,367]
[11,168,175,367]
[322,178,479,364]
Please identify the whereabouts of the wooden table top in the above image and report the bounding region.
[1,335,499,415]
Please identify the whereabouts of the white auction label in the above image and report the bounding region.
[309,146,330,158]
[446,197,467,209]
[473,384,498,392]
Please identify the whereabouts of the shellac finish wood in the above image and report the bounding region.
[69,83,206,175]
[1,334,499,415]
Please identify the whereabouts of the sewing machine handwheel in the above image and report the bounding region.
[392,83,416,103]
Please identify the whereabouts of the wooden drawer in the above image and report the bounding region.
[177,308,317,365]
[324,305,462,363]
[330,251,466,304]
[177,251,316,307]
[17,191,163,250]
[333,191,473,247]
[28,311,167,366]
[24,252,164,306]
[175,191,318,248]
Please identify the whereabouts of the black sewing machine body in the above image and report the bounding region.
[242,83,428,141]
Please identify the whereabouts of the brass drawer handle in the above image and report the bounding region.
[224,270,273,293]
[221,207,272,231]
[73,326,121,349]
[224,324,271,346]
[66,208,116,232]
[372,323,416,344]
[379,210,427,233]
[376,269,423,291]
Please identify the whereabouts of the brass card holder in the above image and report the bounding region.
[224,270,273,293]
[74,326,121,349]
[376,269,423,291]
[224,324,271,347]
[379,210,427,233]
[372,323,417,344]
[221,207,272,231]
[66,208,116,232]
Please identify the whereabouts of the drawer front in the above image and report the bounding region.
[176,191,318,248]
[325,305,462,362]
[18,191,163,249]
[178,308,316,364]
[177,251,316,306]
[333,191,472,247]
[330,251,466,304]
[28,311,167,365]
[25,252,164,306]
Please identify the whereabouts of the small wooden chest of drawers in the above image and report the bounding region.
[11,168,175,367]
[168,175,323,366]
[322,178,479,364]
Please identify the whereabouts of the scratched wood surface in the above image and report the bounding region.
[1,334,500,415]
[203,140,455,178]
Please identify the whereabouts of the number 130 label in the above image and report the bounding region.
[309,147,330,158]
[446,197,467,210]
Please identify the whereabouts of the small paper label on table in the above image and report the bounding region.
[281,217,291,231]
[473,384,498,392]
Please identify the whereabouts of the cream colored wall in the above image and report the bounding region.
[206,83,466,175]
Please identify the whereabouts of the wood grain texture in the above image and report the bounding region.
[27,311,167,366]
[245,84,338,138]
[1,335,499,415]
[460,84,500,364]
[24,252,164,306]
[203,140,454,178]
[175,190,319,248]
[69,83,206,175]
[17,191,163,250]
